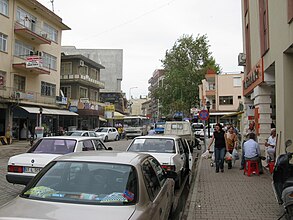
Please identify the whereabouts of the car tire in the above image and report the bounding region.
[115,135,119,141]
[104,136,108,142]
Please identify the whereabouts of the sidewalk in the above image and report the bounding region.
[0,140,31,158]
[184,154,284,220]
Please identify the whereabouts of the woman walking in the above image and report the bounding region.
[208,123,228,173]
[226,126,238,169]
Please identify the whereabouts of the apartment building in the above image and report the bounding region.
[148,69,165,121]
[199,70,244,125]
[0,0,72,139]
[60,54,106,130]
[240,1,292,152]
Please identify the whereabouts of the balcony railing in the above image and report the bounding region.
[61,74,105,89]
[14,22,51,45]
[13,56,50,75]
[0,86,57,105]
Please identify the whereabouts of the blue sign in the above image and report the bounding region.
[198,110,209,121]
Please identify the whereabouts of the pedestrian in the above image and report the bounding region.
[243,132,264,174]
[240,121,256,170]
[265,128,276,163]
[226,126,238,169]
[208,123,229,173]
[118,126,124,140]
[148,126,156,135]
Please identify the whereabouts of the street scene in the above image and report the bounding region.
[1,0,293,219]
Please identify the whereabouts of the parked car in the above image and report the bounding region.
[164,121,196,148]
[6,136,112,185]
[126,135,193,188]
[95,127,119,142]
[191,123,205,138]
[0,151,176,220]
[154,121,166,134]
[64,130,100,138]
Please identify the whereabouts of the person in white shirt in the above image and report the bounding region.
[243,132,264,174]
[265,128,276,162]
[148,126,156,135]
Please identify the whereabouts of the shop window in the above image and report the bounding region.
[14,75,25,92]
[219,96,233,105]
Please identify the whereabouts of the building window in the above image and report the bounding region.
[79,65,88,75]
[233,77,241,87]
[0,33,7,52]
[0,0,8,16]
[289,0,293,23]
[61,86,71,98]
[80,87,88,98]
[43,23,58,42]
[61,62,72,75]
[0,71,6,88]
[90,68,98,80]
[16,7,37,31]
[43,52,57,70]
[41,81,56,96]
[219,96,233,105]
[238,96,241,99]
[14,40,33,58]
[259,0,269,56]
[14,75,25,92]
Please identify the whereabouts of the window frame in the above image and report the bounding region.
[42,52,57,70]
[43,23,58,42]
[219,96,233,105]
[14,75,25,92]
[41,81,56,97]
[0,32,7,52]
[0,0,8,16]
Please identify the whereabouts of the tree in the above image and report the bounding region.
[154,34,220,117]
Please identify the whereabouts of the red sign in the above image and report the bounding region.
[198,110,209,121]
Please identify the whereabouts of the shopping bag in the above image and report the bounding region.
[224,151,233,163]
[201,150,210,159]
[211,152,215,161]
[232,149,239,160]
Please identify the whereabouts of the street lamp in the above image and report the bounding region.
[129,87,138,115]
[206,101,211,138]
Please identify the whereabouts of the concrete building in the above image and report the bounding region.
[0,0,73,139]
[130,96,149,116]
[199,70,244,126]
[61,46,126,113]
[147,69,165,121]
[240,0,292,152]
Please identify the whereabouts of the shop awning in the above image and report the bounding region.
[209,112,237,116]
[19,106,78,116]
[99,116,107,122]
[221,111,244,118]
[113,111,125,119]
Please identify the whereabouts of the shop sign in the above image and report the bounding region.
[246,104,255,117]
[105,105,115,112]
[69,106,78,112]
[26,56,43,68]
[243,58,264,96]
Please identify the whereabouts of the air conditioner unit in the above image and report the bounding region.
[14,91,26,100]
[79,60,84,67]
[238,53,246,66]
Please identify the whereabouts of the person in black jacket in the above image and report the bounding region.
[208,123,229,173]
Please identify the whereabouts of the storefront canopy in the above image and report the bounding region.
[99,116,107,122]
[221,111,244,118]
[19,106,78,116]
[113,111,125,119]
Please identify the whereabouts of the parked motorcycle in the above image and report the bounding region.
[273,139,293,220]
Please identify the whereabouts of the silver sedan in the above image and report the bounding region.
[0,151,176,220]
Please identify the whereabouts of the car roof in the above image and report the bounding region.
[54,151,150,165]
[133,134,181,140]
[41,136,100,141]
[97,127,115,129]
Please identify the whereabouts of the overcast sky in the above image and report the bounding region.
[38,0,243,99]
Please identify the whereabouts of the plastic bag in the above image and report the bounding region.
[225,152,233,162]
[201,150,210,159]
[211,152,215,161]
[232,149,239,160]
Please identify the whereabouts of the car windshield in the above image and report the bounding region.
[65,131,83,136]
[96,128,108,132]
[128,138,175,153]
[21,161,138,205]
[28,139,77,154]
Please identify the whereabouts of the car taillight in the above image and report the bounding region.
[8,165,23,173]
[161,165,176,171]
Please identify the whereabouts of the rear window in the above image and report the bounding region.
[128,138,175,153]
[28,139,77,154]
[192,124,204,129]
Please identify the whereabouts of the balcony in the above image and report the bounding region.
[60,74,105,89]
[14,22,51,45]
[13,56,50,75]
[206,90,215,96]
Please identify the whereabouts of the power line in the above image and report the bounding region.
[79,0,177,43]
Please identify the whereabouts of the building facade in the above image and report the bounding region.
[199,70,244,125]
[240,0,292,153]
[0,0,74,139]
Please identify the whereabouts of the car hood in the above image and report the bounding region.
[145,152,174,165]
[0,198,136,220]
[8,153,61,168]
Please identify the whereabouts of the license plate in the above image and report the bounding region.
[23,167,42,174]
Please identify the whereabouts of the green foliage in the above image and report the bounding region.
[154,34,220,117]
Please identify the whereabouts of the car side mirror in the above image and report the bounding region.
[107,147,113,151]
[165,171,177,180]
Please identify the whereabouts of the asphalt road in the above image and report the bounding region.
[0,138,196,219]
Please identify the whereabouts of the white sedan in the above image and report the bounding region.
[0,152,176,220]
[6,136,111,185]
[95,127,119,142]
[126,135,193,188]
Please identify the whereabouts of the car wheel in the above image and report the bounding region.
[104,136,108,142]
[115,135,119,141]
